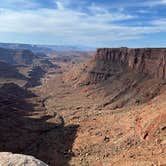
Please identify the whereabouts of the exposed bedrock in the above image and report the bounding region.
[91,47,166,81]
[0,152,48,166]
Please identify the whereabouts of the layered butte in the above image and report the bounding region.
[88,48,166,82]
[68,47,166,109]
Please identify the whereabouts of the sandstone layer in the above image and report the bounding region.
[90,48,166,82]
[68,48,166,109]
[0,47,165,166]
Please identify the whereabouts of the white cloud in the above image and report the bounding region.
[161,0,166,4]
[151,19,166,26]
[0,1,165,46]
[0,4,135,33]
[140,0,166,7]
[88,3,107,13]
[55,1,65,10]
[110,0,166,9]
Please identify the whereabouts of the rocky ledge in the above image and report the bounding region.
[91,47,166,81]
[0,152,48,166]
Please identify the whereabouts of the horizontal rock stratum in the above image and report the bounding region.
[94,47,166,80]
[0,152,48,166]
[69,47,166,108]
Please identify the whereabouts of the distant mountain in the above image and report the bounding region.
[0,43,95,54]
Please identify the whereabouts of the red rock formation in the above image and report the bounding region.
[93,48,166,81]
[72,47,166,108]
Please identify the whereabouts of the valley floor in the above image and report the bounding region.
[32,68,166,166]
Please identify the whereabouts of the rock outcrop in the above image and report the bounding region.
[0,48,37,65]
[0,47,56,69]
[0,61,27,79]
[90,47,166,82]
[25,66,46,88]
[72,48,166,108]
[0,152,48,166]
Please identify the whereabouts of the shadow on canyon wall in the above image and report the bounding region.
[81,48,166,109]
[0,83,79,166]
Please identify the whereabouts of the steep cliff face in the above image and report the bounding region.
[91,48,166,82]
[71,48,166,109]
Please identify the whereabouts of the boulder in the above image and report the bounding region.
[0,152,48,166]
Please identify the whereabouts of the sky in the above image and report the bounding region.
[0,0,166,48]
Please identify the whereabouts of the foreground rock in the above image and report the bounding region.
[0,152,48,166]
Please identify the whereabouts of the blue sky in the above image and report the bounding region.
[0,0,166,47]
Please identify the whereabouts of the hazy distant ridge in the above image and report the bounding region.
[0,43,94,54]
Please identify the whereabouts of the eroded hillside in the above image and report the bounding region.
[0,48,165,166]
[36,47,166,165]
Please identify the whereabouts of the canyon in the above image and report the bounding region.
[94,48,166,80]
[0,47,165,166]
